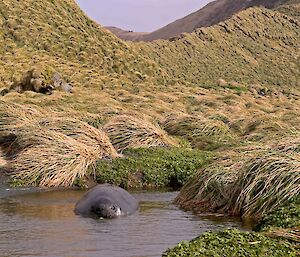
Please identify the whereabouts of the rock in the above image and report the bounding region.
[217,78,228,87]
[57,82,73,93]
[52,73,73,93]
[0,68,73,95]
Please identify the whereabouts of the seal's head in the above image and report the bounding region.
[91,198,122,219]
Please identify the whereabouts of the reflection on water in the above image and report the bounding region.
[0,187,249,257]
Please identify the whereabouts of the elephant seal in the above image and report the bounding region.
[75,184,138,219]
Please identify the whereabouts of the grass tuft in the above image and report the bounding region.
[230,152,300,217]
[0,101,118,187]
[104,115,178,152]
[176,141,300,218]
[164,114,236,150]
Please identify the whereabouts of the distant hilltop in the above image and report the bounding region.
[106,0,295,41]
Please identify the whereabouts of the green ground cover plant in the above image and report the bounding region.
[256,197,300,231]
[95,147,210,189]
[163,229,298,257]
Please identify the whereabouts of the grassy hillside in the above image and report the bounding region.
[142,0,290,41]
[0,0,167,96]
[276,0,300,18]
[139,7,300,88]
[107,0,292,41]
[0,1,299,116]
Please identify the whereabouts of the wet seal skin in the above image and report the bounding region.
[74,184,138,219]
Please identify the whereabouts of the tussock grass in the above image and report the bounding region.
[177,166,238,212]
[176,142,300,218]
[104,115,178,152]
[0,100,44,135]
[241,115,298,142]
[274,135,300,153]
[176,145,267,213]
[164,114,236,150]
[230,152,300,217]
[9,130,115,187]
[0,101,118,187]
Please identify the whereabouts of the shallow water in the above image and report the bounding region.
[0,185,250,257]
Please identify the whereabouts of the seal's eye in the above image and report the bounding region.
[95,207,101,213]
[91,206,102,215]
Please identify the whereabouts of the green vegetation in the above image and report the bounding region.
[256,197,300,231]
[165,192,300,256]
[163,229,298,257]
[95,147,210,189]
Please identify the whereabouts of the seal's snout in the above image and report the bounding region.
[113,205,122,216]
[91,201,121,219]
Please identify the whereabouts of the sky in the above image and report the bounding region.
[75,0,213,32]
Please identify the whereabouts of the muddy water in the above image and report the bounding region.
[0,186,250,257]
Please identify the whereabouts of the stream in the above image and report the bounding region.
[0,185,251,257]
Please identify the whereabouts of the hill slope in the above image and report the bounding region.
[139,6,300,88]
[0,0,298,115]
[107,0,291,41]
[0,0,166,88]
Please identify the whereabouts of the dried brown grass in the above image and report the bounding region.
[273,135,300,153]
[164,114,236,149]
[176,144,267,213]
[104,115,178,152]
[0,100,43,136]
[0,101,118,187]
[10,129,116,187]
[265,228,300,244]
[176,140,300,218]
[230,151,300,217]
[241,114,298,142]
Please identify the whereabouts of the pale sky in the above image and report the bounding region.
[75,0,213,32]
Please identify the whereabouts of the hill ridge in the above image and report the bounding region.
[107,0,297,41]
